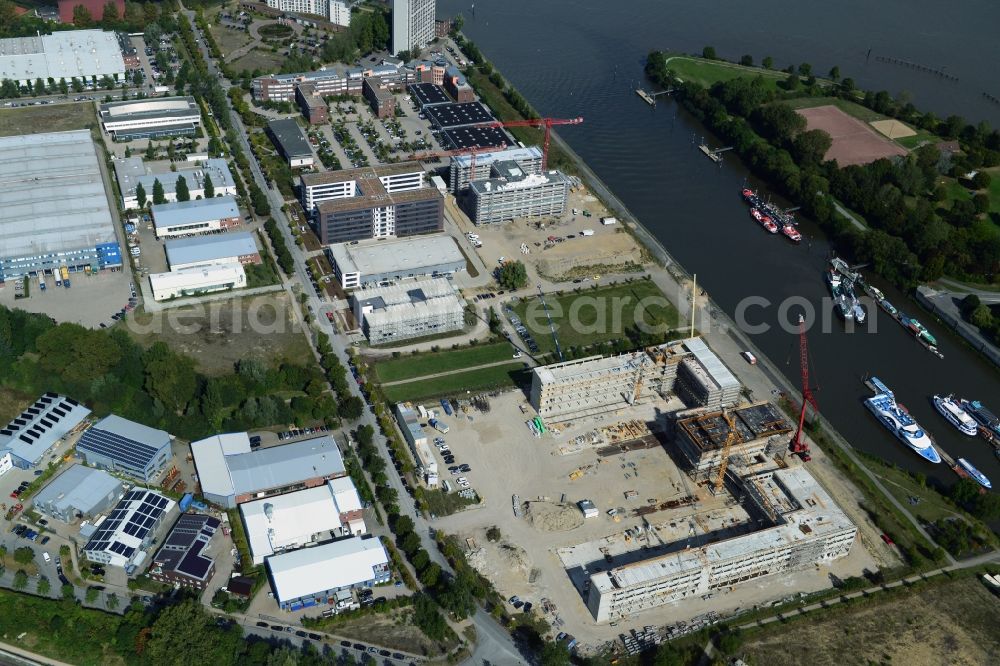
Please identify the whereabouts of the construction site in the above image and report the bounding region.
[430,335,878,650]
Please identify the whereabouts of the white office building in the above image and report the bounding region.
[114,157,238,210]
[464,165,571,225]
[82,489,175,570]
[0,30,125,86]
[151,196,242,238]
[353,278,465,344]
[449,146,543,192]
[148,264,247,301]
[391,0,435,55]
[326,234,465,289]
[99,97,201,141]
[264,0,353,26]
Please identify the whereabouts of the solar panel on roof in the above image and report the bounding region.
[64,397,80,406]
[51,406,67,417]
[39,418,54,428]
[19,434,33,444]
[26,407,40,416]
[13,418,26,426]
[0,429,11,436]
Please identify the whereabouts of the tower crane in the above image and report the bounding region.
[790,314,817,462]
[482,117,584,169]
[713,411,738,494]
[406,142,507,178]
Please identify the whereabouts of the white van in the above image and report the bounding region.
[43,552,51,563]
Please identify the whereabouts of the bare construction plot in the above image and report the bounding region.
[797,105,907,166]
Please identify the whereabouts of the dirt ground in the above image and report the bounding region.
[0,103,98,137]
[432,391,879,649]
[743,576,1000,666]
[127,292,312,374]
[797,105,907,166]
[323,608,456,658]
[870,118,917,139]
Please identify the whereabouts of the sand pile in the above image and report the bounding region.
[526,501,584,532]
[466,542,532,582]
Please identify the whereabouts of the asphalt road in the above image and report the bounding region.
[179,9,526,664]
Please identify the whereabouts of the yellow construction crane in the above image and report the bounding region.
[713,411,737,494]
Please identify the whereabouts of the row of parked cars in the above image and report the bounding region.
[276,424,329,441]
[11,522,49,545]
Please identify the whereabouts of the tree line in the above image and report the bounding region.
[645,50,1000,289]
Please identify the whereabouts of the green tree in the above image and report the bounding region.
[497,260,528,290]
[101,0,119,25]
[37,576,51,595]
[829,65,841,81]
[106,592,119,609]
[702,46,717,60]
[85,586,100,603]
[175,175,190,202]
[146,140,156,160]
[762,56,774,70]
[152,178,166,205]
[203,172,215,198]
[143,342,197,412]
[14,546,34,565]
[61,583,74,599]
[338,396,364,421]
[792,128,833,165]
[539,642,571,666]
[739,54,753,67]
[136,181,147,209]
[970,304,993,329]
[34,77,46,95]
[58,78,68,95]
[144,599,241,666]
[13,570,28,590]
[72,4,94,27]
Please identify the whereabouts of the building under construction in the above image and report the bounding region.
[673,402,792,476]
[585,466,857,623]
[528,336,736,423]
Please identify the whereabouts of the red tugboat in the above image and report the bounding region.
[782,222,802,242]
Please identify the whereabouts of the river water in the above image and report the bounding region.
[440,0,1000,488]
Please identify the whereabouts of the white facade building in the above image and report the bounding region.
[240,477,367,565]
[99,97,201,141]
[148,264,247,301]
[114,157,238,209]
[391,0,435,55]
[267,536,391,610]
[353,278,464,344]
[264,0,352,26]
[586,467,857,622]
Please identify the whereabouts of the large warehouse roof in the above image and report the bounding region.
[32,464,124,520]
[114,157,236,201]
[165,231,258,268]
[0,393,91,466]
[267,536,389,603]
[151,196,240,229]
[0,30,125,83]
[267,118,312,159]
[328,234,463,277]
[240,483,346,563]
[191,433,346,500]
[100,97,198,120]
[0,131,117,260]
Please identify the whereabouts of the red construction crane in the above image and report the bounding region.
[791,314,818,461]
[484,117,584,169]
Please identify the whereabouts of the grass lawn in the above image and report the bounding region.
[864,456,971,526]
[208,17,252,57]
[230,47,285,75]
[510,281,679,355]
[374,342,515,383]
[382,363,528,402]
[0,103,98,137]
[663,56,786,91]
[940,166,1000,216]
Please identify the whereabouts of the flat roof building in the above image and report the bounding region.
[424,101,493,129]
[190,433,346,509]
[151,196,242,238]
[76,414,172,483]
[32,464,126,523]
[353,278,465,344]
[586,467,857,622]
[394,403,437,487]
[0,393,90,470]
[240,477,367,564]
[267,536,391,611]
[391,0,435,55]
[363,76,397,119]
[408,82,450,108]
[148,514,221,590]
[675,337,741,409]
[149,263,248,301]
[441,126,510,151]
[114,157,238,210]
[0,131,122,282]
[0,30,125,86]
[83,489,176,570]
[326,234,465,289]
[99,97,201,141]
[464,166,571,225]
[165,232,261,270]
[267,118,314,168]
[449,146,543,192]
[295,84,329,124]
[302,164,444,244]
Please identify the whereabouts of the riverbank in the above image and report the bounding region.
[455,33,963,567]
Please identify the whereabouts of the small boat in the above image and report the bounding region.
[781,222,802,242]
[880,299,898,317]
[902,315,938,347]
[751,207,763,221]
[864,376,942,463]
[741,188,756,201]
[956,458,992,489]
[960,399,1000,441]
[933,395,979,436]
[853,303,867,323]
[760,215,779,233]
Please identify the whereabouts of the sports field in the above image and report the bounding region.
[797,105,907,166]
